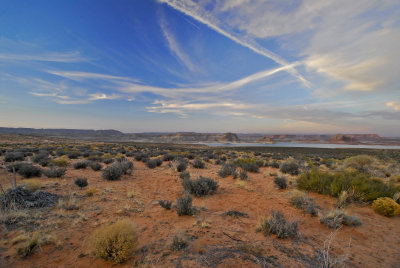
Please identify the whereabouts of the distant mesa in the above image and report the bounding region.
[220,132,240,142]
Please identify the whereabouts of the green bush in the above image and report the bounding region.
[90,162,103,171]
[233,158,259,173]
[297,169,400,202]
[344,155,376,173]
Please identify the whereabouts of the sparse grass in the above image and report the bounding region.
[17,233,40,258]
[235,180,254,192]
[256,211,298,239]
[371,197,400,217]
[90,220,138,263]
[58,196,79,210]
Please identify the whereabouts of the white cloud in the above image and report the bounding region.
[158,0,310,87]
[159,12,198,72]
[0,51,85,63]
[387,101,400,111]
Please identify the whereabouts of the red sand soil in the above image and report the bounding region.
[1,159,400,267]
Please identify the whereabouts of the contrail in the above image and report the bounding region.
[158,0,311,87]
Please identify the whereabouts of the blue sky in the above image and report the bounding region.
[1,0,400,135]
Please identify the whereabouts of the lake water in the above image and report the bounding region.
[204,142,400,149]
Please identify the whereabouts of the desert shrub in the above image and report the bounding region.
[320,210,362,228]
[146,159,157,169]
[182,176,219,197]
[32,152,50,166]
[4,152,25,162]
[223,210,249,218]
[344,155,377,173]
[192,158,205,169]
[176,193,194,216]
[89,161,102,171]
[158,200,172,210]
[155,158,162,166]
[233,158,259,173]
[218,163,237,178]
[280,158,300,175]
[336,190,351,208]
[51,156,69,167]
[174,158,188,172]
[170,233,188,251]
[239,170,248,180]
[288,190,319,216]
[73,161,89,169]
[66,151,81,159]
[270,161,280,169]
[102,164,124,181]
[134,153,145,161]
[90,220,138,263]
[297,169,400,202]
[42,167,66,178]
[18,164,42,178]
[162,154,175,161]
[75,178,88,188]
[372,197,400,217]
[103,158,114,164]
[21,179,42,193]
[256,211,298,239]
[274,176,288,189]
[117,159,133,175]
[179,171,190,180]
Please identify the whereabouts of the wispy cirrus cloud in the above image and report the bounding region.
[159,11,198,72]
[0,51,85,63]
[158,0,310,87]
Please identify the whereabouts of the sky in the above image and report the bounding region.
[0,0,400,136]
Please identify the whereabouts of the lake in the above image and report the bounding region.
[204,142,400,149]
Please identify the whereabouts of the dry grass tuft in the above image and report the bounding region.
[90,219,138,263]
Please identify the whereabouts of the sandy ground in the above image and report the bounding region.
[1,158,400,268]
